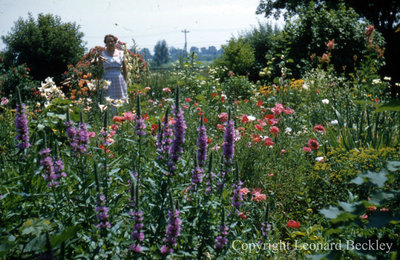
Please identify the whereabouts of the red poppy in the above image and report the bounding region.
[252,134,261,143]
[313,124,325,133]
[151,124,158,136]
[286,220,300,228]
[185,97,192,102]
[307,138,320,150]
[211,93,217,97]
[203,117,208,123]
[256,100,263,107]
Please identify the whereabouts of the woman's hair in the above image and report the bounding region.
[104,34,118,44]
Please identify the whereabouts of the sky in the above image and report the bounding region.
[0,0,284,53]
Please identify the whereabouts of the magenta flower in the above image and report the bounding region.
[15,104,30,150]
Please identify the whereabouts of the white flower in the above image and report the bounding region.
[372,79,382,85]
[330,120,339,125]
[315,157,324,162]
[302,83,309,90]
[396,83,400,87]
[383,76,391,81]
[98,104,108,112]
[322,99,330,104]
[247,115,256,122]
[285,127,292,134]
[87,81,96,91]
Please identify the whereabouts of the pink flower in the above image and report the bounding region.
[240,188,250,195]
[303,147,312,152]
[326,39,335,50]
[251,188,266,202]
[283,106,294,114]
[1,97,9,106]
[185,97,192,102]
[313,124,325,133]
[271,103,285,116]
[218,112,228,122]
[361,214,368,219]
[88,132,96,138]
[269,126,279,135]
[123,111,135,121]
[307,139,320,150]
[268,118,280,126]
[255,124,264,132]
[162,87,171,92]
[280,149,286,154]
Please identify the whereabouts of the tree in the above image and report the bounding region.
[139,48,152,61]
[214,37,255,76]
[1,13,85,82]
[153,40,169,66]
[256,0,400,94]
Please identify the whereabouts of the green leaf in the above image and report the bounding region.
[331,212,357,224]
[374,99,400,112]
[319,206,341,219]
[350,176,364,185]
[195,94,205,101]
[364,170,387,188]
[338,201,360,213]
[387,161,400,172]
[51,225,80,247]
[368,191,395,204]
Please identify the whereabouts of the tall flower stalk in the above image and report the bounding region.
[96,194,111,230]
[196,115,208,168]
[160,208,181,255]
[222,110,234,165]
[15,103,30,151]
[168,88,186,174]
[156,108,173,162]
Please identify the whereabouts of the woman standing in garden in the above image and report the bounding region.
[100,34,128,100]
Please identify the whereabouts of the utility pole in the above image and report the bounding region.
[181,29,190,55]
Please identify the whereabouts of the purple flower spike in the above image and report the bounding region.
[168,106,186,174]
[129,210,144,253]
[196,122,208,167]
[223,119,235,165]
[15,104,31,150]
[135,116,146,136]
[161,209,181,255]
[215,225,229,250]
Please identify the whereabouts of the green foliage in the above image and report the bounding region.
[279,2,385,78]
[214,37,255,76]
[1,13,85,82]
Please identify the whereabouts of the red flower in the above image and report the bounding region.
[111,124,119,130]
[307,138,320,150]
[207,137,213,144]
[265,114,274,120]
[241,114,249,123]
[268,118,280,126]
[113,116,125,123]
[264,138,275,147]
[255,124,264,132]
[286,220,300,228]
[256,100,263,107]
[217,124,225,130]
[211,93,217,97]
[239,211,249,220]
[313,124,325,133]
[151,124,158,135]
[326,39,335,50]
[203,117,208,123]
[269,126,279,135]
[185,97,192,102]
[303,147,312,152]
[252,134,261,143]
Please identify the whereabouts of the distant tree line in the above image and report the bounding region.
[137,40,223,67]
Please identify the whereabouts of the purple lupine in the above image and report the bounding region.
[129,210,144,253]
[96,194,111,230]
[76,123,90,154]
[216,171,226,192]
[215,224,229,250]
[223,119,235,165]
[15,104,31,150]
[65,121,76,139]
[196,121,208,167]
[53,157,67,179]
[135,115,146,136]
[161,209,181,255]
[261,222,271,238]
[168,106,186,174]
[39,148,59,187]
[190,167,203,190]
[231,181,243,215]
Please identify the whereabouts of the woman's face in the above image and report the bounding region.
[105,36,116,49]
